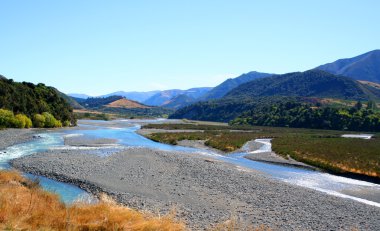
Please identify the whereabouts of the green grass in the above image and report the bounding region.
[144,123,380,178]
[142,123,252,130]
[272,136,380,177]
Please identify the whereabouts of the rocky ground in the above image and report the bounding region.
[12,147,380,230]
[0,129,38,150]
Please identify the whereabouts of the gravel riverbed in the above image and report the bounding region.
[11,147,380,230]
[0,129,37,150]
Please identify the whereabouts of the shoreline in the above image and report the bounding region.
[138,128,319,170]
[11,146,380,230]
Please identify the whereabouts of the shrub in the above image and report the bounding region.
[54,120,62,128]
[0,109,15,128]
[63,120,71,127]
[42,112,57,128]
[13,114,26,128]
[14,114,33,128]
[33,114,46,128]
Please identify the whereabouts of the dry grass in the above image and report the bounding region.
[211,217,271,231]
[0,170,185,231]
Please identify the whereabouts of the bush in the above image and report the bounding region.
[63,120,71,127]
[0,109,15,128]
[42,112,57,128]
[33,114,46,128]
[54,120,62,128]
[14,114,33,128]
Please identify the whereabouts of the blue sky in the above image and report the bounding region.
[1,0,379,95]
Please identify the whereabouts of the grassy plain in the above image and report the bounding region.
[143,123,380,178]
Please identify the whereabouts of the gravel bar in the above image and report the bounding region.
[11,147,380,230]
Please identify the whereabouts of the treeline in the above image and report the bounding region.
[79,96,123,108]
[0,109,71,128]
[0,76,76,125]
[230,100,380,132]
[170,96,300,122]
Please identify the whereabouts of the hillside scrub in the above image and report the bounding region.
[231,101,380,132]
[0,109,69,128]
[0,170,185,231]
[0,77,76,125]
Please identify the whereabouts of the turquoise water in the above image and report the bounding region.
[2,119,380,207]
[0,132,90,204]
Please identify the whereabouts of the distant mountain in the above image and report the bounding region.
[99,91,160,103]
[200,71,273,100]
[170,70,380,122]
[161,94,196,109]
[143,87,211,107]
[225,70,380,101]
[315,50,380,83]
[68,93,92,99]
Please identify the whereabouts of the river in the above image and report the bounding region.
[1,119,380,207]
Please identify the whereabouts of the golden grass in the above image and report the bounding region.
[0,170,185,231]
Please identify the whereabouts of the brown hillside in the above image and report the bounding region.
[359,80,380,90]
[106,98,151,109]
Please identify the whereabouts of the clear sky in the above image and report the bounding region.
[1,0,379,95]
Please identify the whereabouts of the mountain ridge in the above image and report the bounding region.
[315,49,380,83]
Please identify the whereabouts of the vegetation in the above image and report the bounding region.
[75,111,112,121]
[78,96,124,108]
[272,136,380,178]
[144,123,380,178]
[0,170,185,230]
[0,77,76,125]
[225,70,380,101]
[71,95,173,118]
[170,97,295,122]
[142,123,258,131]
[0,109,67,128]
[231,100,380,132]
[200,71,272,100]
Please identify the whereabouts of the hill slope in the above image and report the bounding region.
[200,71,272,100]
[170,70,380,122]
[161,94,196,109]
[225,70,380,101]
[0,76,76,124]
[143,87,211,107]
[315,50,380,83]
[105,98,150,109]
[99,91,160,103]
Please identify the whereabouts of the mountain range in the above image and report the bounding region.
[200,71,273,100]
[68,49,380,114]
[170,70,380,122]
[315,50,380,83]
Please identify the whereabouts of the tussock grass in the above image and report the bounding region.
[145,123,380,178]
[0,170,185,231]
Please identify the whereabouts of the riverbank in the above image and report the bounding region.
[0,128,38,150]
[12,147,380,230]
[0,170,185,230]
[138,128,313,168]
[138,124,380,180]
